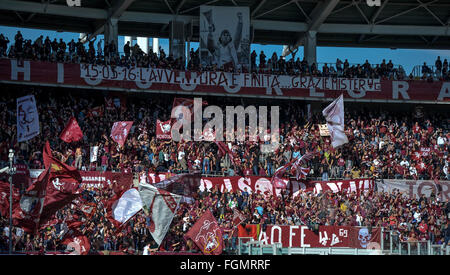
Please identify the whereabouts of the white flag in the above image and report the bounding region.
[322,94,348,148]
[17,95,40,142]
[90,146,99,163]
[138,182,182,246]
[112,188,143,224]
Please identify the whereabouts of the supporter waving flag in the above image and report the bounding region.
[185,209,223,255]
[322,94,348,148]
[59,116,83,143]
[0,180,20,218]
[271,158,295,189]
[105,188,143,229]
[62,230,91,255]
[16,94,40,143]
[39,141,83,228]
[215,141,237,166]
[110,121,133,147]
[232,208,247,227]
[292,151,315,180]
[151,172,202,200]
[12,167,50,233]
[138,182,182,246]
[156,119,172,140]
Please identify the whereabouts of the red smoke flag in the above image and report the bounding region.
[185,210,223,255]
[60,117,83,143]
[156,119,172,140]
[110,121,133,147]
[12,167,50,233]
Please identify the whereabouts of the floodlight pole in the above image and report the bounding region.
[8,149,15,255]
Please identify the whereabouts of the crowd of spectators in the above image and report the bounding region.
[0,85,449,182]
[0,31,449,255]
[1,32,450,80]
[0,178,449,254]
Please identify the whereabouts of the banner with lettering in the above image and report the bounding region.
[255,225,381,249]
[377,179,450,201]
[1,60,449,102]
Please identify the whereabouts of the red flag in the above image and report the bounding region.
[39,141,83,228]
[110,121,133,147]
[185,210,223,255]
[62,231,91,255]
[232,208,246,227]
[12,167,50,233]
[87,106,104,118]
[0,180,20,217]
[215,141,236,166]
[151,172,201,199]
[104,97,115,111]
[60,117,83,143]
[156,119,172,140]
[171,98,207,124]
[43,141,82,182]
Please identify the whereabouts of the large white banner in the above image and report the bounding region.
[199,5,250,70]
[377,179,450,201]
[80,64,381,92]
[16,95,40,142]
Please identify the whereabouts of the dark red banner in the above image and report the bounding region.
[0,59,449,102]
[144,173,374,198]
[254,225,381,249]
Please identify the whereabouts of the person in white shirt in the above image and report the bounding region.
[437,132,447,148]
[143,243,151,255]
[400,158,409,168]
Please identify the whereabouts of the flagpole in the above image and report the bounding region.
[8,149,15,255]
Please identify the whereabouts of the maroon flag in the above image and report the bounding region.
[232,208,246,227]
[185,210,223,255]
[292,152,314,180]
[215,141,236,166]
[0,180,20,217]
[104,96,115,111]
[271,159,295,189]
[156,119,172,140]
[62,231,91,255]
[39,141,83,228]
[86,106,104,118]
[13,167,50,233]
[151,172,201,199]
[110,121,133,147]
[60,117,83,143]
[172,98,207,125]
[43,141,82,182]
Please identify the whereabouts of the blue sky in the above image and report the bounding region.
[1,25,450,75]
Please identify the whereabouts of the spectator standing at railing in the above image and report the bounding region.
[435,56,442,76]
[443,220,450,249]
[0,34,9,57]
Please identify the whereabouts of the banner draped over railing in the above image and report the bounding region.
[239,225,381,249]
[1,59,449,102]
